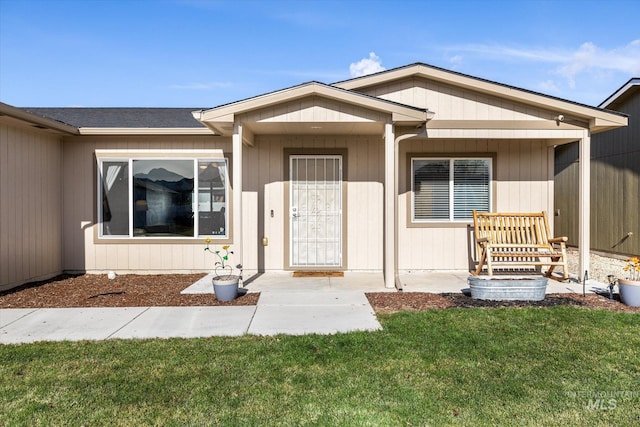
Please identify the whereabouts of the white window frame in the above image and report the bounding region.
[411,157,492,223]
[96,150,228,240]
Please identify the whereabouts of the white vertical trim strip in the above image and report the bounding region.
[384,123,396,288]
[449,159,455,220]
[233,123,243,270]
[193,161,199,237]
[128,159,133,238]
[578,129,591,281]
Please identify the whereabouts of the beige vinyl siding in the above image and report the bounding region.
[62,135,231,273]
[399,139,554,271]
[63,133,385,274]
[243,135,384,272]
[357,77,559,121]
[0,121,63,290]
[240,97,390,123]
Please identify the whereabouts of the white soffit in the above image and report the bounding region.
[78,127,214,135]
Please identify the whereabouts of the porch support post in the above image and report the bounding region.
[384,122,396,289]
[233,123,243,273]
[578,129,591,281]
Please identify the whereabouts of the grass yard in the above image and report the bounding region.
[1,307,639,425]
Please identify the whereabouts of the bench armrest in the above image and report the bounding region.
[548,236,568,243]
[476,237,489,246]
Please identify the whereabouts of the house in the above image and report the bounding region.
[0,63,628,292]
[555,78,639,256]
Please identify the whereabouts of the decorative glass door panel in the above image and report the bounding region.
[290,155,342,267]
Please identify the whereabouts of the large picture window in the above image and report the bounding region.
[98,157,228,238]
[412,157,491,222]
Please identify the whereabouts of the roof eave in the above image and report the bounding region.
[589,115,629,134]
[334,63,628,133]
[77,127,216,136]
[0,102,79,135]
[194,82,429,127]
[599,78,640,109]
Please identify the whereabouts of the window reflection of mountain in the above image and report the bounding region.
[133,174,194,234]
[198,162,226,235]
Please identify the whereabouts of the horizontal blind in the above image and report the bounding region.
[413,159,450,220]
[453,159,490,219]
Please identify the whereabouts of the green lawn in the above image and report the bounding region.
[1,307,639,426]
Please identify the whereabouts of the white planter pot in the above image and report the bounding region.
[212,276,239,302]
[618,279,640,307]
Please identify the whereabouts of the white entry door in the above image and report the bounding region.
[290,155,342,267]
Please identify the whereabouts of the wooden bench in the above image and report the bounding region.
[471,211,569,279]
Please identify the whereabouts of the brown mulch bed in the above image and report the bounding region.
[366,292,640,314]
[0,274,259,308]
[1,274,638,314]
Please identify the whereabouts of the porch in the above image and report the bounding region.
[184,271,595,295]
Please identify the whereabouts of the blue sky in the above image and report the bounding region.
[1,0,639,108]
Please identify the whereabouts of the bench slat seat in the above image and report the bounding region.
[471,210,569,279]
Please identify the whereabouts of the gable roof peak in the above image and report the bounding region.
[599,77,640,109]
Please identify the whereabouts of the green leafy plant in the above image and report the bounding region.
[204,239,239,279]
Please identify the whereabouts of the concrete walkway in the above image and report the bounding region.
[0,273,384,344]
[1,271,606,345]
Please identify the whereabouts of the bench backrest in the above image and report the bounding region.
[472,211,553,246]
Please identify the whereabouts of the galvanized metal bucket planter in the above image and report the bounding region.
[212,276,239,302]
[468,276,548,301]
[618,279,640,307]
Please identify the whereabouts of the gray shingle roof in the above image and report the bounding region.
[22,108,206,128]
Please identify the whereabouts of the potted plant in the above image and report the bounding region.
[204,239,242,302]
[618,256,640,307]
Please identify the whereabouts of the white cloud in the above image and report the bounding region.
[556,40,640,88]
[349,52,385,77]
[447,43,567,63]
[449,55,463,65]
[448,40,640,88]
[537,79,561,94]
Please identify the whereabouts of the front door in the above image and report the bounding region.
[289,155,342,267]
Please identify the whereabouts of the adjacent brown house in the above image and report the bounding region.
[555,78,639,256]
[0,63,628,291]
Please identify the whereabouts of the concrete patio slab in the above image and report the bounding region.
[257,290,371,306]
[397,271,604,294]
[111,306,256,339]
[246,272,332,291]
[180,273,215,294]
[398,271,470,293]
[182,271,389,294]
[243,271,388,292]
[0,307,148,344]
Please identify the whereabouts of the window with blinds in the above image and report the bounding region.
[412,158,491,222]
